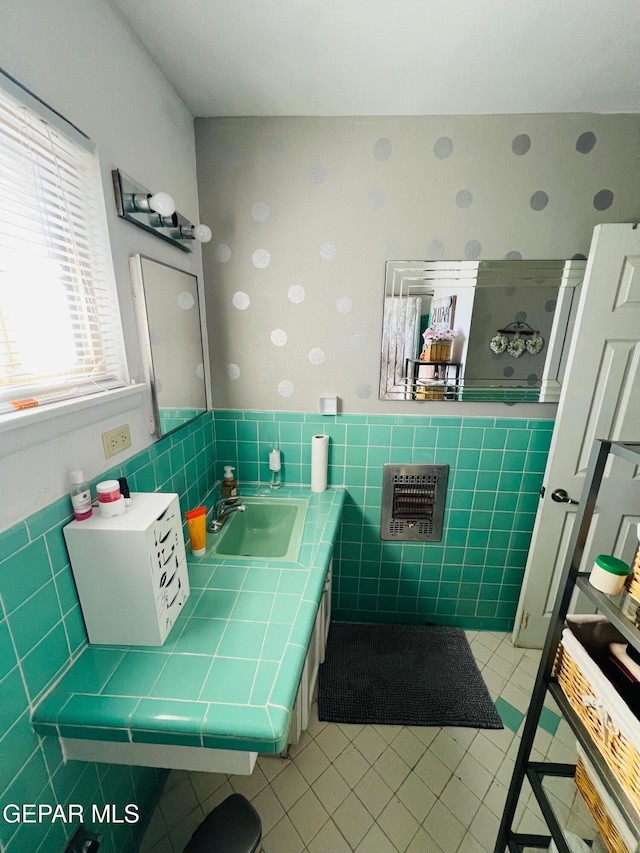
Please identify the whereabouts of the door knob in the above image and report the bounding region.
[550,488,579,505]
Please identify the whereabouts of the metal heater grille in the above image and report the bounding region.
[380,464,449,541]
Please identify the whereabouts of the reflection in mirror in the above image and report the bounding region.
[130,255,208,436]
[379,260,586,403]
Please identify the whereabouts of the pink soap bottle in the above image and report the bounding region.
[69,470,93,521]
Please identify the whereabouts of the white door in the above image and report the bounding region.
[513,223,640,648]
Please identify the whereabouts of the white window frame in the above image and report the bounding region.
[0,69,132,440]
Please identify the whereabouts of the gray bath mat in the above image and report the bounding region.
[318,623,503,729]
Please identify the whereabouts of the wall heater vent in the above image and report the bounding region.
[380,463,449,541]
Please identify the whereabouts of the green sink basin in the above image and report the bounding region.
[207,497,308,561]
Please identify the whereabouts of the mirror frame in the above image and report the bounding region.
[379,259,586,403]
[130,254,209,437]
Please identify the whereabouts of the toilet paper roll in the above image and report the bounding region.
[311,434,329,493]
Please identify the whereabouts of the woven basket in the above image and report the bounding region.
[624,544,640,604]
[575,745,638,853]
[553,620,640,815]
[415,384,445,400]
[421,340,452,363]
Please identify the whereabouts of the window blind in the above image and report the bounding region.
[0,74,126,415]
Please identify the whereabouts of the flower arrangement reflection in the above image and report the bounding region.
[420,326,458,363]
[422,326,459,344]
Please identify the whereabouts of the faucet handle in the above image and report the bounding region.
[215,495,237,510]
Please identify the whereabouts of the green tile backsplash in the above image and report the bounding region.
[0,413,215,853]
[212,410,552,631]
[0,405,551,853]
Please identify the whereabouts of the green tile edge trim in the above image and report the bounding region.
[494,696,560,735]
[494,696,525,733]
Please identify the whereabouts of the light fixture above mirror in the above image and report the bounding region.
[112,169,211,253]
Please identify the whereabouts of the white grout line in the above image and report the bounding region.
[137,631,582,853]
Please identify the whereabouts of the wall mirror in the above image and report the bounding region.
[379,260,586,403]
[130,255,208,436]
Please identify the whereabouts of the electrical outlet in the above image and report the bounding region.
[102,424,132,458]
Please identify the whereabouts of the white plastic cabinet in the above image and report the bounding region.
[63,492,190,646]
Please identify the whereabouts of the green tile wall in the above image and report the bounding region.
[159,407,207,435]
[212,410,553,632]
[0,413,215,853]
[0,405,551,852]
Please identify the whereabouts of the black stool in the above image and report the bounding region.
[183,793,262,853]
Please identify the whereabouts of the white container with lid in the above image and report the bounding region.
[589,554,630,595]
[96,480,126,519]
[96,479,121,502]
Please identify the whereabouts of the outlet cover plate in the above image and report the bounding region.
[318,396,338,415]
[102,424,132,459]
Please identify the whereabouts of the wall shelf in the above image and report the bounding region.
[404,358,462,400]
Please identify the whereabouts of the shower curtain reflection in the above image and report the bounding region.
[379,296,422,400]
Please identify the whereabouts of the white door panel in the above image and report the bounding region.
[514,224,640,647]
[541,512,577,616]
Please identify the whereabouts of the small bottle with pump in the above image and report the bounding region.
[269,448,282,490]
[220,466,238,502]
[69,470,93,521]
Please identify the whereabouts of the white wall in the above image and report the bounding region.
[195,115,640,414]
[0,0,201,529]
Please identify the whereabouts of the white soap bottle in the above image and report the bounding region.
[269,448,282,489]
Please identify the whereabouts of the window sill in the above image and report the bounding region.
[0,384,147,458]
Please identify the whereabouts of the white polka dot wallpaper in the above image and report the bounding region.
[195,115,640,412]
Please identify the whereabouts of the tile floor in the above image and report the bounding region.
[138,630,599,853]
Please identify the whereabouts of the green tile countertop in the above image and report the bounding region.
[32,487,345,755]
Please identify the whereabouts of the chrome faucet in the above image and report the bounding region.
[208,499,246,533]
